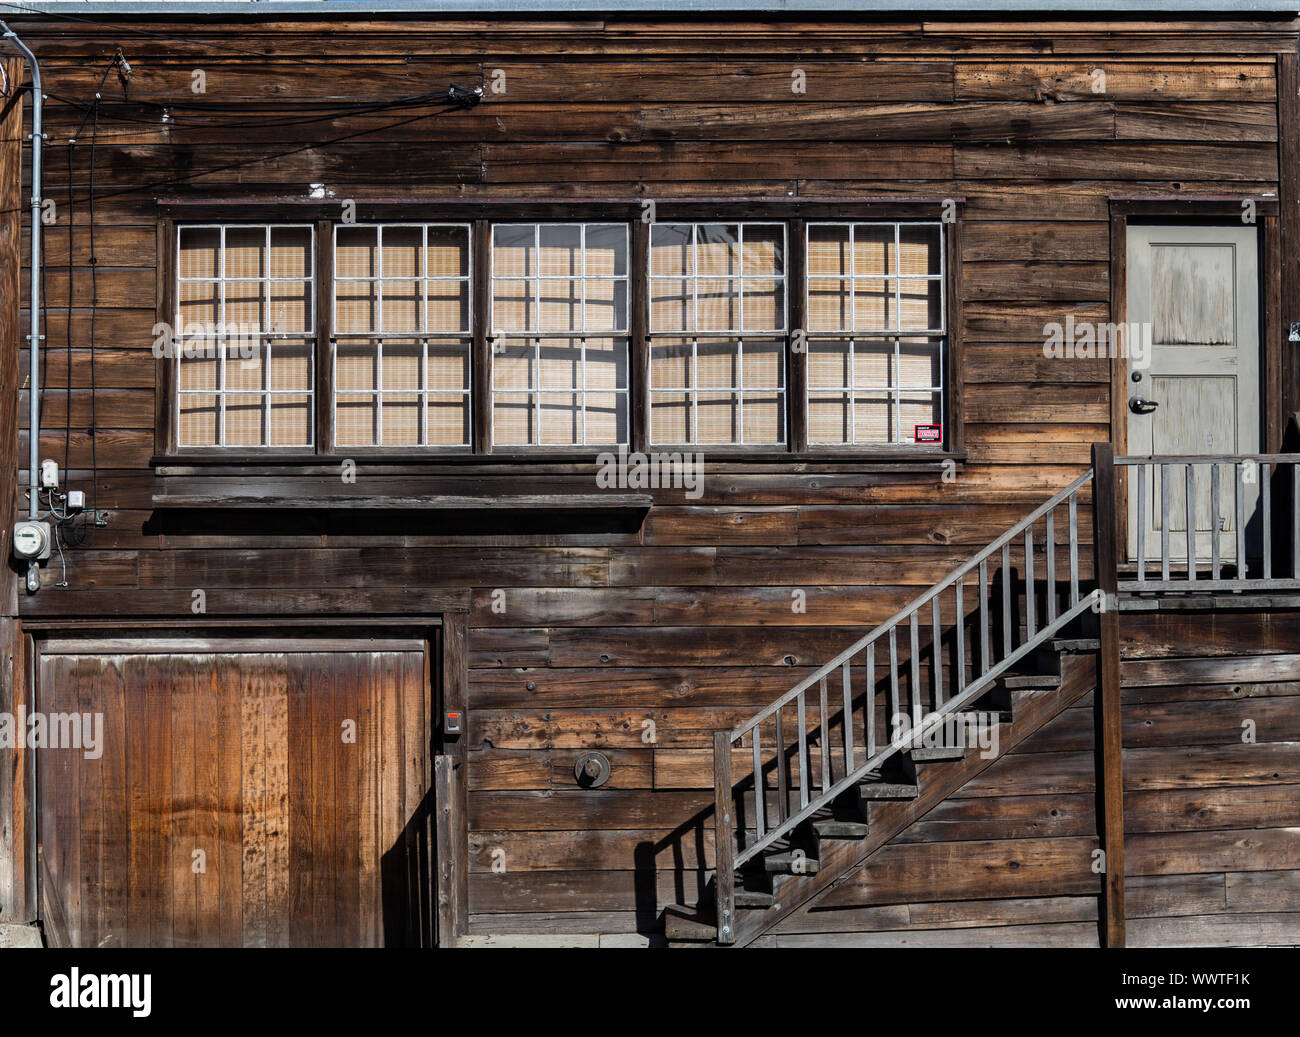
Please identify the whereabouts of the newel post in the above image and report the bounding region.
[1090,442,1127,948]
[712,730,736,945]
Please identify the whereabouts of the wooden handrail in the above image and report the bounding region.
[729,468,1096,741]
[1115,452,1300,464]
[712,467,1100,938]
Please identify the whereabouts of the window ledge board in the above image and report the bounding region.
[151,491,653,511]
[151,452,967,474]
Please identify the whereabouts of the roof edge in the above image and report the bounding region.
[0,1,1297,16]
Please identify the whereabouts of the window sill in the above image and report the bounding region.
[152,489,654,512]
[148,450,965,527]
[152,449,966,473]
[151,448,963,511]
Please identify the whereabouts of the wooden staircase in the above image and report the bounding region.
[668,643,1097,945]
[666,448,1300,947]
[661,466,1101,946]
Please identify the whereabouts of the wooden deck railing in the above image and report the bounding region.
[711,446,1300,944]
[1116,453,1300,591]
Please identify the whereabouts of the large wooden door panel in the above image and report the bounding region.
[37,647,428,948]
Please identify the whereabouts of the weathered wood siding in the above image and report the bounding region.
[1118,610,1300,948]
[5,16,1297,937]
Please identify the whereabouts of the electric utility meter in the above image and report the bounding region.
[12,520,51,561]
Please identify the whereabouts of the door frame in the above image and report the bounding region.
[1108,199,1283,545]
[20,617,468,948]
[1109,199,1282,455]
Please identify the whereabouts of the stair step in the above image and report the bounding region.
[1051,638,1100,653]
[735,890,776,908]
[663,905,716,941]
[855,781,920,800]
[909,744,965,762]
[763,851,820,875]
[905,708,1006,760]
[999,673,1063,690]
[811,819,870,840]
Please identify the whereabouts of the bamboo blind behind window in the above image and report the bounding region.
[176,225,315,448]
[805,222,945,446]
[177,217,946,454]
[649,223,787,445]
[333,224,472,448]
[490,224,629,447]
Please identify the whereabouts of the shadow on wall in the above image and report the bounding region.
[382,785,436,947]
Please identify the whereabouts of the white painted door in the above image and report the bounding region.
[1125,225,1259,565]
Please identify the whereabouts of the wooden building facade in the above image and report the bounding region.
[0,1,1297,948]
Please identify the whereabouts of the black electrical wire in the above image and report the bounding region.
[0,2,442,87]
[62,137,69,478]
[85,89,479,114]
[43,85,475,130]
[52,65,466,534]
[37,484,89,549]
[62,56,116,507]
[0,87,479,218]
[60,99,471,207]
[0,83,481,140]
[87,93,99,526]
[0,24,481,538]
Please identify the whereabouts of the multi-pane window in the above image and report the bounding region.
[175,224,315,447]
[174,214,951,455]
[806,222,945,446]
[649,223,787,445]
[490,223,629,447]
[333,224,472,447]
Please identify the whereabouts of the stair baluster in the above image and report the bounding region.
[712,467,1098,944]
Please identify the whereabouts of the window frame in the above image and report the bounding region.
[803,219,948,450]
[168,221,319,452]
[647,220,791,449]
[157,200,965,465]
[487,221,633,452]
[329,220,476,452]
